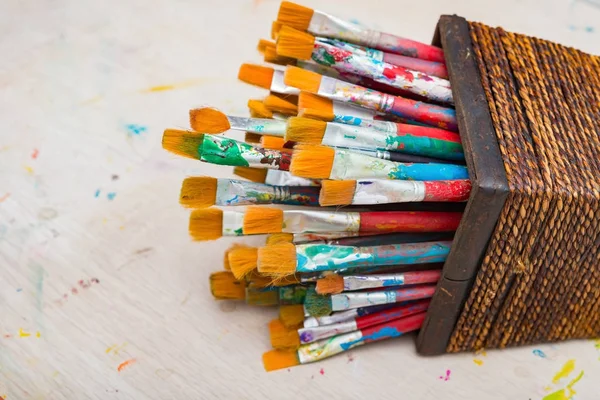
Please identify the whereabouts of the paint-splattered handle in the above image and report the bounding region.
[360,312,427,344]
[376,33,446,63]
[423,180,472,202]
[390,97,458,132]
[359,211,463,232]
[201,135,291,170]
[283,186,321,206]
[383,52,448,79]
[356,300,431,329]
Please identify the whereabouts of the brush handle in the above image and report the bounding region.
[302,302,406,328]
[311,40,453,104]
[356,299,430,329]
[227,116,286,136]
[306,232,454,246]
[295,241,452,273]
[280,186,321,206]
[360,311,426,344]
[329,284,436,311]
[201,135,291,170]
[341,270,441,291]
[215,180,320,207]
[381,151,458,165]
[264,170,321,187]
[359,211,462,232]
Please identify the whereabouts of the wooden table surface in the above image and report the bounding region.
[2,0,600,398]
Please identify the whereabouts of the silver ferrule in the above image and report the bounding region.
[227,116,286,136]
[281,210,360,233]
[271,70,300,95]
[342,273,406,291]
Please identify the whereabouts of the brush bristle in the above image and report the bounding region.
[261,135,287,151]
[319,180,357,206]
[257,243,297,277]
[277,1,314,31]
[244,132,263,144]
[297,92,334,115]
[248,100,274,119]
[290,144,335,179]
[189,108,231,134]
[270,274,302,287]
[304,287,333,317]
[238,64,275,89]
[269,319,300,350]
[285,117,326,144]
[224,243,250,270]
[279,304,305,327]
[271,21,284,40]
[263,349,300,372]
[228,247,258,280]
[315,274,344,294]
[246,285,279,306]
[179,177,217,208]
[276,26,315,61]
[264,47,297,66]
[209,271,246,300]
[264,94,298,115]
[284,66,322,93]
[298,108,335,121]
[243,206,284,234]
[246,271,273,288]
[258,39,274,54]
[188,208,223,241]
[233,166,268,183]
[161,129,204,160]
[266,233,294,245]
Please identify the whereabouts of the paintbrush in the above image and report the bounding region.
[279,304,305,328]
[293,231,454,246]
[246,283,310,306]
[244,132,263,144]
[304,284,436,316]
[241,206,462,235]
[260,135,290,152]
[162,130,291,171]
[209,271,246,300]
[290,144,468,180]
[248,99,274,119]
[271,21,283,39]
[257,240,452,278]
[232,168,320,187]
[228,246,258,279]
[285,117,464,161]
[277,2,444,63]
[298,91,381,127]
[274,300,431,349]
[302,302,409,328]
[276,26,453,104]
[263,93,298,115]
[223,243,253,271]
[238,64,299,95]
[232,166,268,183]
[315,270,442,294]
[189,108,286,136]
[284,66,457,131]
[263,311,426,371]
[266,233,295,245]
[179,177,320,208]
[319,178,472,206]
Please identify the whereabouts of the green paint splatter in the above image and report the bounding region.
[304,245,355,260]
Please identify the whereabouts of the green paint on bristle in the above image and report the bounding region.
[246,285,280,306]
[162,130,204,160]
[304,287,332,317]
[278,285,309,305]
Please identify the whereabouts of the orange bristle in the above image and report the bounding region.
[319,180,357,206]
[248,99,274,119]
[263,349,300,372]
[276,26,315,61]
[264,94,298,115]
[285,117,326,144]
[269,319,300,350]
[266,233,294,245]
[271,274,301,287]
[232,166,268,183]
[243,206,284,234]
[238,64,275,89]
[188,208,223,241]
[244,132,263,144]
[283,66,322,93]
[228,247,259,280]
[161,129,204,160]
[271,21,284,40]
[179,176,217,208]
[261,135,287,151]
[189,108,231,134]
[299,108,335,121]
[264,47,297,66]
[290,144,335,179]
[246,272,273,288]
[279,304,305,327]
[209,271,246,300]
[224,243,250,270]
[277,1,314,31]
[246,284,280,306]
[297,92,334,116]
[258,39,274,54]
[257,243,297,277]
[315,274,345,294]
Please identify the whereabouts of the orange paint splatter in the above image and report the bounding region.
[117,358,136,372]
[0,193,9,203]
[140,78,211,93]
[31,148,39,159]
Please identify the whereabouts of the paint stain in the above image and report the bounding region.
[125,124,147,136]
[106,342,127,355]
[543,370,584,400]
[585,26,595,33]
[55,278,100,305]
[117,358,136,372]
[219,301,237,313]
[439,369,451,381]
[107,192,117,201]
[31,149,39,159]
[17,328,39,338]
[111,174,119,180]
[473,359,484,366]
[347,354,354,363]
[134,247,153,255]
[140,79,208,93]
[319,368,325,375]
[94,189,101,198]
[24,165,34,174]
[16,288,22,292]
[80,95,103,105]
[534,349,547,358]
[0,193,9,203]
[37,208,58,220]
[553,359,575,384]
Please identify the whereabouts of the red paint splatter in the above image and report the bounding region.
[384,67,414,83]
[439,369,451,381]
[347,354,354,363]
[319,368,325,375]
[79,280,91,289]
[4,334,11,338]
[91,278,100,284]
[117,358,136,372]
[327,46,353,62]
[383,68,397,80]
[419,73,434,82]
[71,288,78,295]
[31,149,39,159]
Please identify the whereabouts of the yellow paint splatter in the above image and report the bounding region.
[18,328,30,337]
[140,78,210,93]
[35,331,41,338]
[24,166,34,174]
[473,359,484,366]
[543,370,584,400]
[80,95,103,105]
[105,345,116,354]
[106,342,127,355]
[552,359,575,384]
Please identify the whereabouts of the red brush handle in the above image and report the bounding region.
[423,180,471,202]
[393,123,461,143]
[404,270,442,285]
[356,299,430,330]
[359,211,462,233]
[360,312,427,344]
[383,53,448,79]
[390,97,458,132]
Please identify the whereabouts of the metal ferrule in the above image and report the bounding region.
[298,320,358,344]
[315,37,384,62]
[271,70,300,95]
[227,116,286,136]
[303,309,359,328]
[308,11,382,48]
[264,170,320,187]
[281,211,360,233]
[342,273,406,291]
[215,180,291,206]
[318,76,395,113]
[330,290,398,311]
[297,330,364,364]
[222,211,244,236]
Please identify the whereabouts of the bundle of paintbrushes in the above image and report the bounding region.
[162,1,471,371]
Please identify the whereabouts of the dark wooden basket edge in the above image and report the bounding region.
[415,15,510,355]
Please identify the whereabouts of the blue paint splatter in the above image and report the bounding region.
[585,26,595,33]
[107,192,117,201]
[125,124,147,136]
[568,24,577,31]
[94,189,101,197]
[16,288,22,292]
[533,349,546,358]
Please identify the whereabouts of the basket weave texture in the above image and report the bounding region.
[447,22,600,351]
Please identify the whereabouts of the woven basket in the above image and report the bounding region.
[417,15,600,354]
